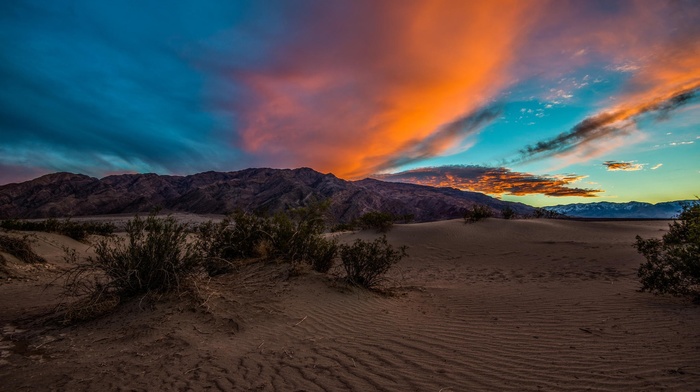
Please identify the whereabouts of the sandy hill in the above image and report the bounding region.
[1,218,699,391]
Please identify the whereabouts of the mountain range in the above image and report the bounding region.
[544,200,693,219]
[0,168,534,222]
[1,168,692,221]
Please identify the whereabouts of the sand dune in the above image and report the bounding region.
[1,218,699,391]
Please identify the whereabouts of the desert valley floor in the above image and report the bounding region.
[1,218,699,391]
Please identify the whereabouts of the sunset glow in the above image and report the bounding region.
[1,0,698,206]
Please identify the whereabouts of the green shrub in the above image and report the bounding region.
[464,205,493,223]
[636,201,700,302]
[0,234,46,264]
[64,214,201,300]
[339,235,407,289]
[501,206,517,219]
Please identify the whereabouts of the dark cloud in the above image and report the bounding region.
[0,1,257,179]
[375,165,601,197]
[603,161,643,171]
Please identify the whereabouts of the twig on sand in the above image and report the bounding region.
[294,315,307,326]
[257,341,265,349]
[439,388,453,392]
[184,367,201,374]
[193,325,211,335]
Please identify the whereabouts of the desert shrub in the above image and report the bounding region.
[501,206,517,220]
[64,214,201,301]
[0,218,114,241]
[339,235,407,289]
[307,236,338,273]
[531,208,564,219]
[195,211,268,275]
[264,201,338,271]
[636,201,700,302]
[464,205,493,223]
[195,201,338,273]
[0,234,46,263]
[358,211,397,232]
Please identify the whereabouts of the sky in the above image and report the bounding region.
[1,0,699,207]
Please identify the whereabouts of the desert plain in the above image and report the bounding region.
[1,217,699,391]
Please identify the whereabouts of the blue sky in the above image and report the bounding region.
[1,0,698,206]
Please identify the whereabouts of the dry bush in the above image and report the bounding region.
[464,205,492,223]
[0,218,114,241]
[63,214,201,304]
[357,211,397,233]
[196,201,338,274]
[0,234,45,264]
[501,206,517,219]
[339,235,407,289]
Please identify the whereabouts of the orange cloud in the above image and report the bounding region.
[228,1,699,178]
[233,2,543,178]
[375,165,601,197]
[603,161,644,171]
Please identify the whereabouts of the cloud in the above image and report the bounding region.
[369,105,502,173]
[508,1,700,166]
[603,161,644,171]
[2,1,699,185]
[515,87,699,164]
[221,2,543,178]
[0,2,252,179]
[375,165,601,198]
[651,163,663,170]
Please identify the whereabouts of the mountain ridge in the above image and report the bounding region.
[544,200,694,219]
[0,168,534,221]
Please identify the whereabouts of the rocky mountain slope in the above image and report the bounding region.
[0,168,534,222]
[544,200,693,219]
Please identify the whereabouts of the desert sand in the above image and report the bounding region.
[1,218,699,391]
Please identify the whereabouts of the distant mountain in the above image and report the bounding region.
[544,200,694,219]
[0,168,535,222]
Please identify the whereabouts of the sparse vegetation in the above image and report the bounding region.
[464,205,493,223]
[531,208,564,219]
[195,201,338,273]
[0,234,46,264]
[501,206,517,219]
[332,211,412,233]
[339,235,407,289]
[195,211,267,275]
[63,214,201,305]
[0,218,115,241]
[636,201,700,302]
[357,211,397,232]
